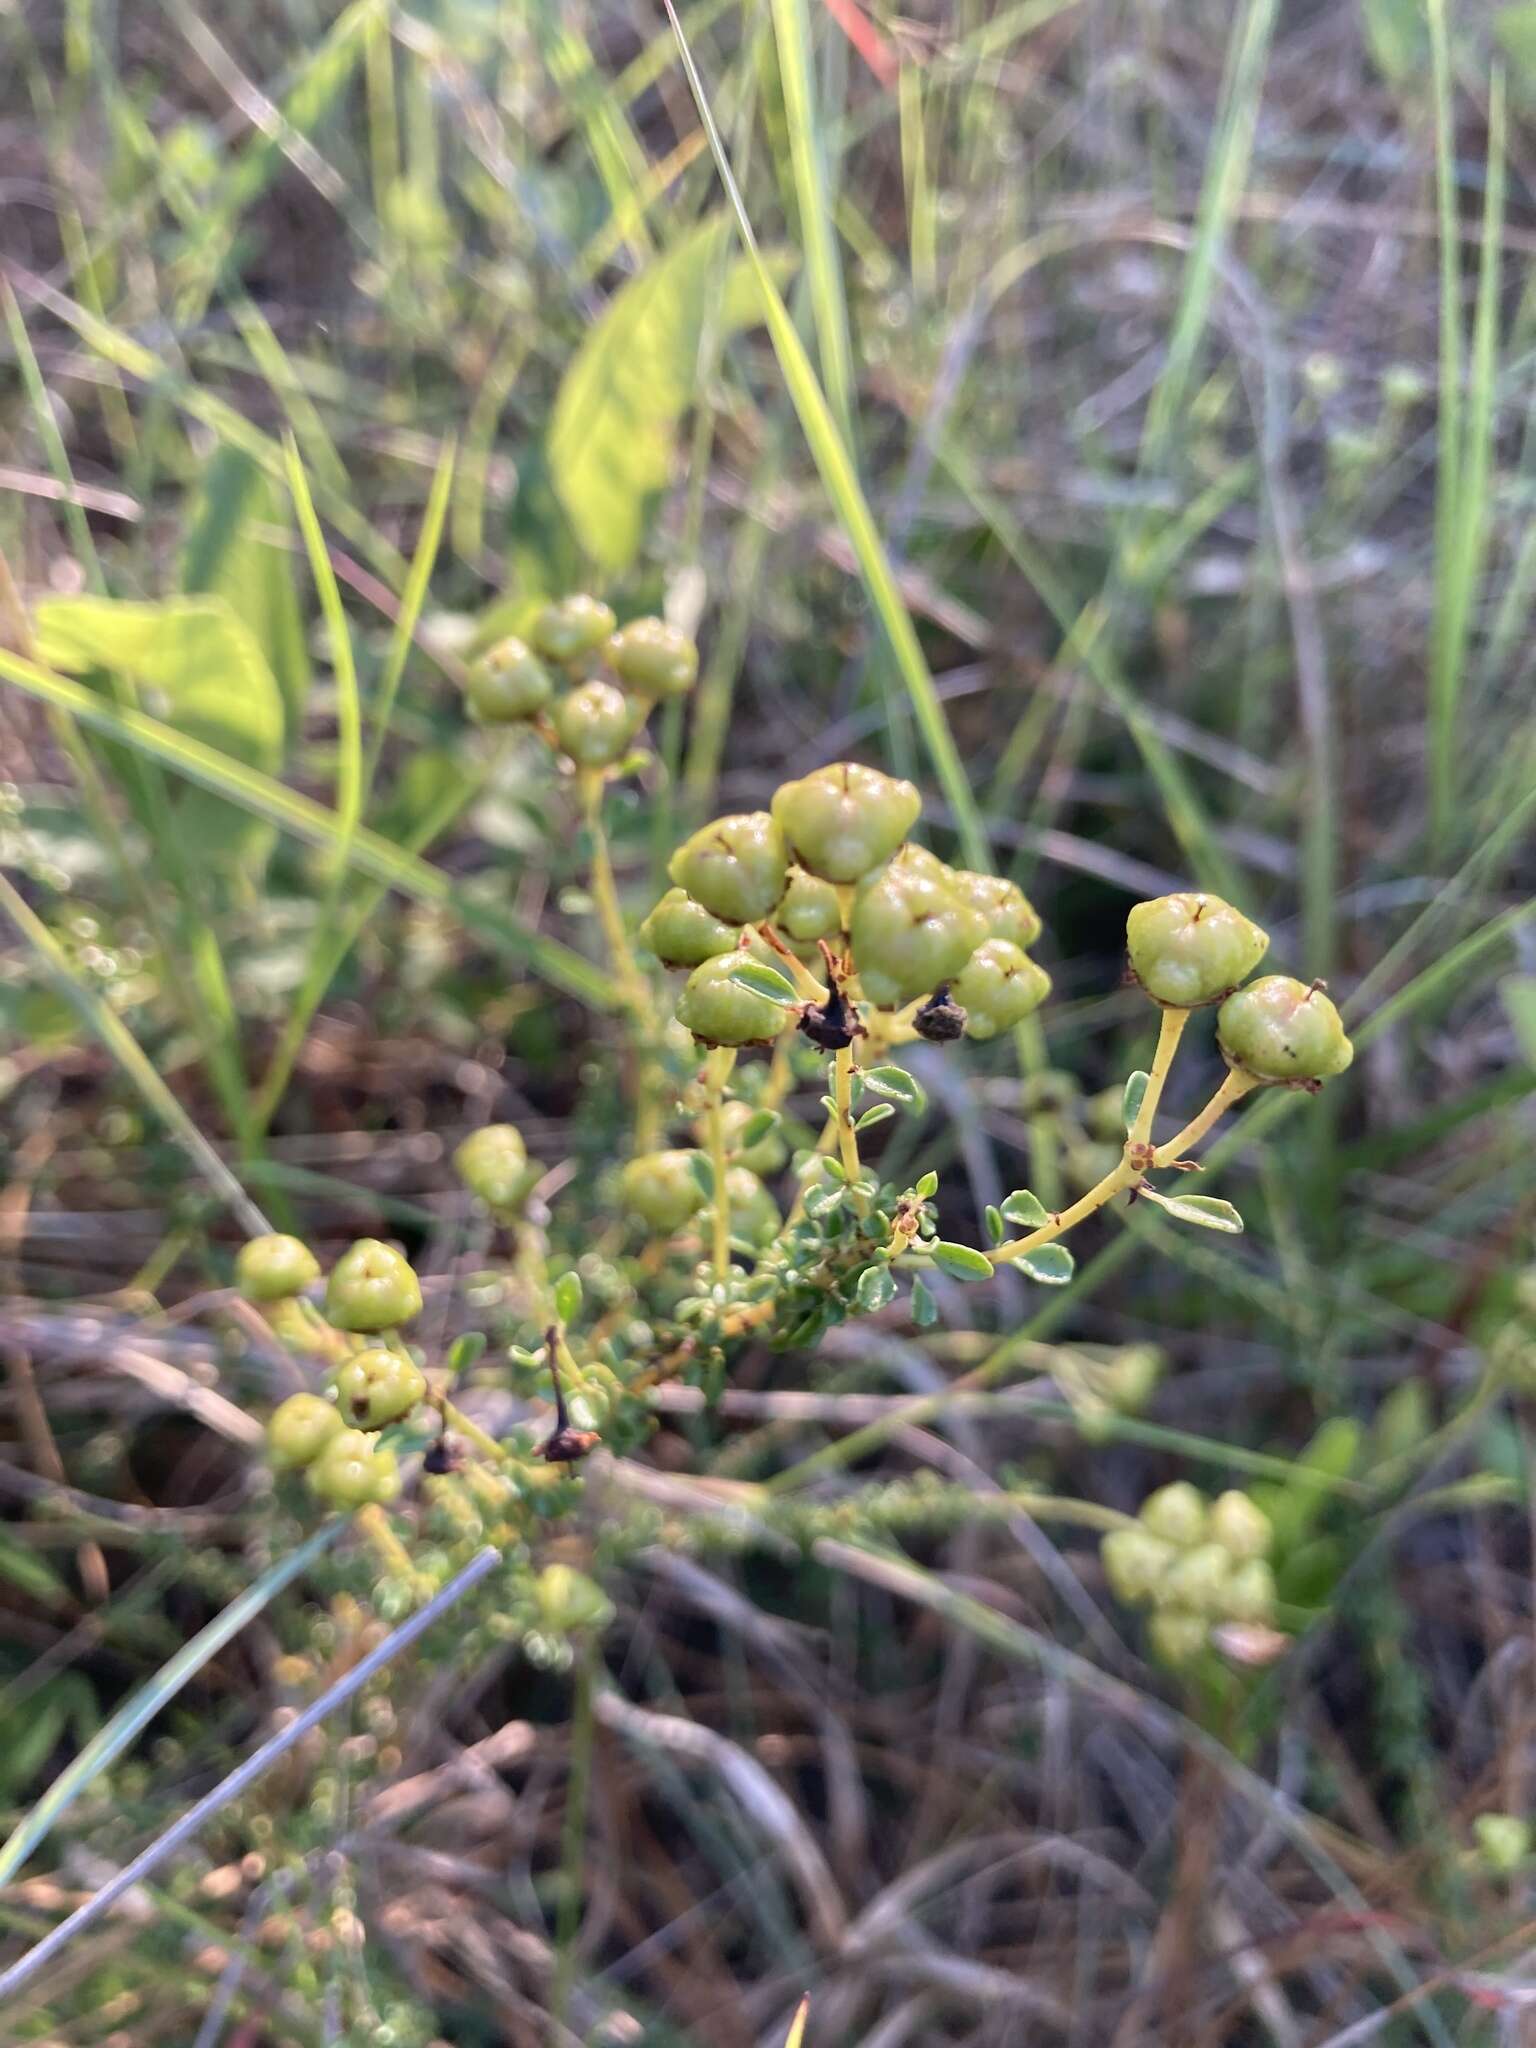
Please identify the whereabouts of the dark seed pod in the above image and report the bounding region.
[423,1434,466,1477]
[798,981,860,1052]
[912,985,967,1043]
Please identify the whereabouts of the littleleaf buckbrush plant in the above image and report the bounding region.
[240,611,1354,1700]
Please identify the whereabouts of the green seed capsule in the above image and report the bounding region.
[1101,1526,1174,1605]
[638,887,739,969]
[1208,1490,1272,1562]
[606,617,698,698]
[1148,1608,1209,1667]
[530,593,617,663]
[325,1239,423,1333]
[1126,892,1269,1008]
[675,953,787,1047]
[669,813,789,925]
[1140,1480,1207,1548]
[849,849,989,1008]
[948,870,1043,951]
[267,1392,344,1470]
[771,761,921,883]
[1473,1814,1532,1876]
[951,939,1051,1040]
[236,1233,321,1304]
[552,678,635,768]
[307,1428,400,1509]
[1103,1344,1162,1414]
[718,1098,788,1175]
[717,1165,781,1247]
[622,1150,707,1233]
[773,866,844,945]
[1223,1558,1277,1625]
[453,1124,528,1209]
[1216,975,1354,1084]
[1164,1541,1232,1619]
[535,1562,614,1633]
[332,1347,427,1430]
[465,636,553,722]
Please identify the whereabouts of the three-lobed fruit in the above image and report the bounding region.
[849,850,989,1008]
[236,1233,321,1304]
[949,870,1043,951]
[668,813,789,924]
[606,617,698,698]
[771,762,921,883]
[465,636,553,723]
[1126,892,1269,1008]
[621,1150,707,1234]
[1217,975,1354,1083]
[1208,1489,1272,1561]
[638,887,739,969]
[454,1123,528,1210]
[307,1428,401,1508]
[1140,1480,1206,1548]
[267,1391,344,1470]
[675,953,787,1046]
[325,1239,423,1333]
[530,593,616,663]
[333,1347,428,1429]
[774,866,843,945]
[1101,1527,1174,1604]
[1148,1609,1209,1667]
[553,678,634,768]
[951,939,1051,1039]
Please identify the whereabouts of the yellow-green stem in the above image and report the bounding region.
[579,769,652,1025]
[356,1502,419,1582]
[440,1396,516,1468]
[991,1160,1139,1263]
[1130,1006,1189,1147]
[833,1043,862,1189]
[1152,1069,1258,1166]
[704,1045,737,1282]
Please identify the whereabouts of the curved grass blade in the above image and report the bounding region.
[0,1520,344,1890]
[0,646,619,1011]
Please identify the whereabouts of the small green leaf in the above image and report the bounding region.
[984,1204,1004,1246]
[447,1331,488,1378]
[861,1065,926,1113]
[804,1181,845,1220]
[910,1275,937,1327]
[914,1169,938,1200]
[1016,1243,1074,1285]
[553,1271,584,1324]
[727,959,799,1005]
[819,1093,839,1117]
[1122,1071,1150,1133]
[688,1154,716,1200]
[855,1102,895,1132]
[1500,973,1536,1067]
[1137,1186,1244,1233]
[821,1156,847,1184]
[929,1240,994,1282]
[739,1108,781,1148]
[1000,1188,1050,1228]
[855,1264,897,1313]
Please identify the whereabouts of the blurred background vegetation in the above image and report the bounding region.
[1,0,1535,2041]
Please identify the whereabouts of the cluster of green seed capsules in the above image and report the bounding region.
[464,592,698,766]
[1100,1482,1277,1667]
[242,1233,430,1510]
[1125,892,1353,1083]
[645,760,1052,1049]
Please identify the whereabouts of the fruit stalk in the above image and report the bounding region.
[833,1042,862,1188]
[1129,1006,1189,1147]
[703,1045,737,1282]
[1152,1069,1258,1167]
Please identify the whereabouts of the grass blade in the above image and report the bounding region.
[770,0,856,441]
[663,0,991,874]
[0,646,618,1010]
[0,1520,343,1890]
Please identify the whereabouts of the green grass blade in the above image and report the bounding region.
[0,873,271,1235]
[0,1519,335,1888]
[663,0,991,874]
[1428,55,1504,852]
[362,438,456,801]
[282,434,362,853]
[1139,0,1278,471]
[0,646,618,1010]
[770,0,856,441]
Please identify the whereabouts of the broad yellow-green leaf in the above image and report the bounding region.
[1497,2,1536,86]
[182,447,311,733]
[548,214,792,569]
[1363,0,1427,81]
[35,595,283,860]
